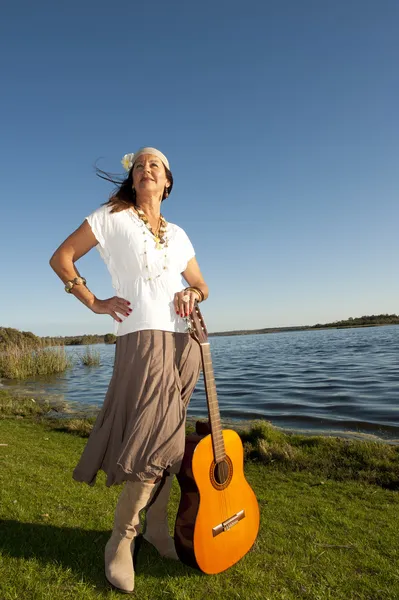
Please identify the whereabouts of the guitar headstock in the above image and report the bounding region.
[187,302,208,344]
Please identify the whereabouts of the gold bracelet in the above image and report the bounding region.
[65,277,87,294]
[185,286,204,302]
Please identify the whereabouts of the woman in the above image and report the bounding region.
[50,146,208,594]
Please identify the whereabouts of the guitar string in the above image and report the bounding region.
[195,311,233,527]
[204,345,231,523]
[201,344,225,519]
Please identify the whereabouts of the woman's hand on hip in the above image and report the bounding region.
[91,297,132,323]
[174,289,198,318]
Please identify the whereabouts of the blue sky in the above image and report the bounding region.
[1,0,398,336]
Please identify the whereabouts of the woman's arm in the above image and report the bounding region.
[49,220,131,322]
[173,257,209,317]
[182,257,209,301]
[49,221,98,308]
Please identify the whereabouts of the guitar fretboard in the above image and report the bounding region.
[200,343,226,463]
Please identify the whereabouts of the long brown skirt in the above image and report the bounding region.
[72,330,201,487]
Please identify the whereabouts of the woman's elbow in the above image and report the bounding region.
[49,251,58,271]
[49,247,69,273]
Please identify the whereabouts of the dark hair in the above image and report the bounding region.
[96,164,174,213]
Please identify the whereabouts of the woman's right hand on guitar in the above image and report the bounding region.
[91,297,132,322]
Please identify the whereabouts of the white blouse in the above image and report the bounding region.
[86,204,195,336]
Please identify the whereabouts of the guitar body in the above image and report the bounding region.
[175,428,260,574]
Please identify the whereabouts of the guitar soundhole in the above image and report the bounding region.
[214,461,229,485]
[210,456,233,490]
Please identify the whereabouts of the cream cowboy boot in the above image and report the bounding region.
[105,480,154,594]
[143,473,179,560]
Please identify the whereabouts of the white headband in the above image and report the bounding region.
[121,147,170,172]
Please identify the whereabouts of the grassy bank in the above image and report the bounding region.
[2,389,398,491]
[1,397,399,599]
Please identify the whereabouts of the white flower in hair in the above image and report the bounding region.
[121,153,135,171]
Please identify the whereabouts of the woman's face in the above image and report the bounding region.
[132,154,170,198]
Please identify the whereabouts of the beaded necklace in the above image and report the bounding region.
[135,207,168,249]
[129,206,169,282]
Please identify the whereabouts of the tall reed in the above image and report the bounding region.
[0,342,72,379]
[80,346,101,367]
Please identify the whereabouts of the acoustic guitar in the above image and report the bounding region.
[174,304,260,574]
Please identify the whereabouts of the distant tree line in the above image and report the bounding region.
[312,314,399,329]
[1,315,398,349]
[0,327,117,350]
[41,333,117,346]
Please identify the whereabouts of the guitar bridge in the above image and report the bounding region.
[212,509,245,537]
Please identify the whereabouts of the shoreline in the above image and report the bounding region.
[1,392,399,494]
[1,387,398,446]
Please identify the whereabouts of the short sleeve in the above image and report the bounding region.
[178,228,195,272]
[85,205,108,248]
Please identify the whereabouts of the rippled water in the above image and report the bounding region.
[4,325,399,442]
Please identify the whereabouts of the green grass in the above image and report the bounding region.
[0,390,53,417]
[1,390,399,486]
[0,389,96,436]
[240,420,399,490]
[0,415,398,599]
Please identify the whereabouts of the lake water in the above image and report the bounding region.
[3,325,399,443]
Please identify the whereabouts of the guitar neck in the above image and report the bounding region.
[200,343,226,463]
